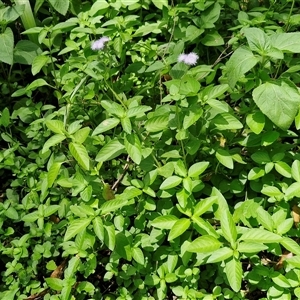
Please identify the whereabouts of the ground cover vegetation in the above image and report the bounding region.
[1,0,300,299]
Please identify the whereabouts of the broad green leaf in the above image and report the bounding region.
[0,27,13,65]
[248,167,265,180]
[271,273,291,288]
[183,107,203,130]
[22,211,39,223]
[73,127,90,144]
[200,2,221,28]
[286,256,300,268]
[285,182,300,200]
[80,185,93,202]
[5,207,19,220]
[240,229,282,243]
[251,151,271,164]
[201,31,224,46]
[280,237,300,256]
[100,198,129,215]
[48,162,62,188]
[14,40,41,65]
[160,176,182,190]
[42,134,66,154]
[132,247,145,265]
[242,27,270,53]
[237,242,268,253]
[212,113,243,130]
[256,206,274,232]
[45,278,63,291]
[145,61,164,72]
[187,236,222,253]
[151,215,178,229]
[92,118,120,136]
[275,161,291,178]
[1,107,10,127]
[151,0,168,9]
[64,218,92,241]
[26,78,49,91]
[121,116,132,134]
[32,55,49,75]
[226,46,258,89]
[207,247,233,263]
[193,196,217,217]
[192,216,219,238]
[168,218,191,241]
[45,120,65,134]
[271,32,300,53]
[292,160,300,182]
[188,161,209,177]
[104,224,115,251]
[96,139,124,162]
[127,105,152,118]
[246,111,265,134]
[276,218,294,235]
[253,80,300,130]
[145,115,169,132]
[211,187,229,220]
[124,134,142,164]
[49,0,69,15]
[92,217,104,242]
[225,258,242,292]
[221,209,237,246]
[69,142,90,170]
[216,149,233,169]
[44,205,60,217]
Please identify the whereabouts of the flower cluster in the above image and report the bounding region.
[91,36,110,51]
[178,52,199,65]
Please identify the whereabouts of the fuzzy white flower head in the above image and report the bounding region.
[91,36,110,50]
[178,52,199,65]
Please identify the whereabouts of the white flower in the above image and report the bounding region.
[91,36,110,50]
[178,52,199,65]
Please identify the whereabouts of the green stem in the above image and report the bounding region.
[284,0,295,32]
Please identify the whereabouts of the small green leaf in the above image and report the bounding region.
[240,229,282,243]
[145,115,169,132]
[187,236,222,253]
[168,218,191,241]
[225,258,242,292]
[226,46,258,89]
[207,247,233,263]
[64,218,92,241]
[151,215,178,229]
[69,142,90,170]
[45,278,63,291]
[248,167,265,180]
[160,176,182,190]
[221,209,237,246]
[237,242,268,253]
[100,198,129,215]
[92,118,120,136]
[256,206,274,232]
[280,237,300,256]
[216,149,234,169]
[92,217,104,242]
[275,161,291,178]
[124,134,142,164]
[132,247,145,265]
[95,139,125,162]
[42,134,66,154]
[0,27,14,65]
[212,113,243,130]
[246,111,265,134]
[188,161,209,177]
[193,196,217,217]
[48,162,62,188]
[73,127,90,144]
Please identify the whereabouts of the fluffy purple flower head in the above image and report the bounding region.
[178,52,199,65]
[91,36,110,51]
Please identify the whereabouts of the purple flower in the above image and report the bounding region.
[91,36,110,50]
[178,52,199,65]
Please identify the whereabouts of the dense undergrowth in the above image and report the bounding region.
[1,0,300,299]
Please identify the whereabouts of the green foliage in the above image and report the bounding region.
[1,0,300,299]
